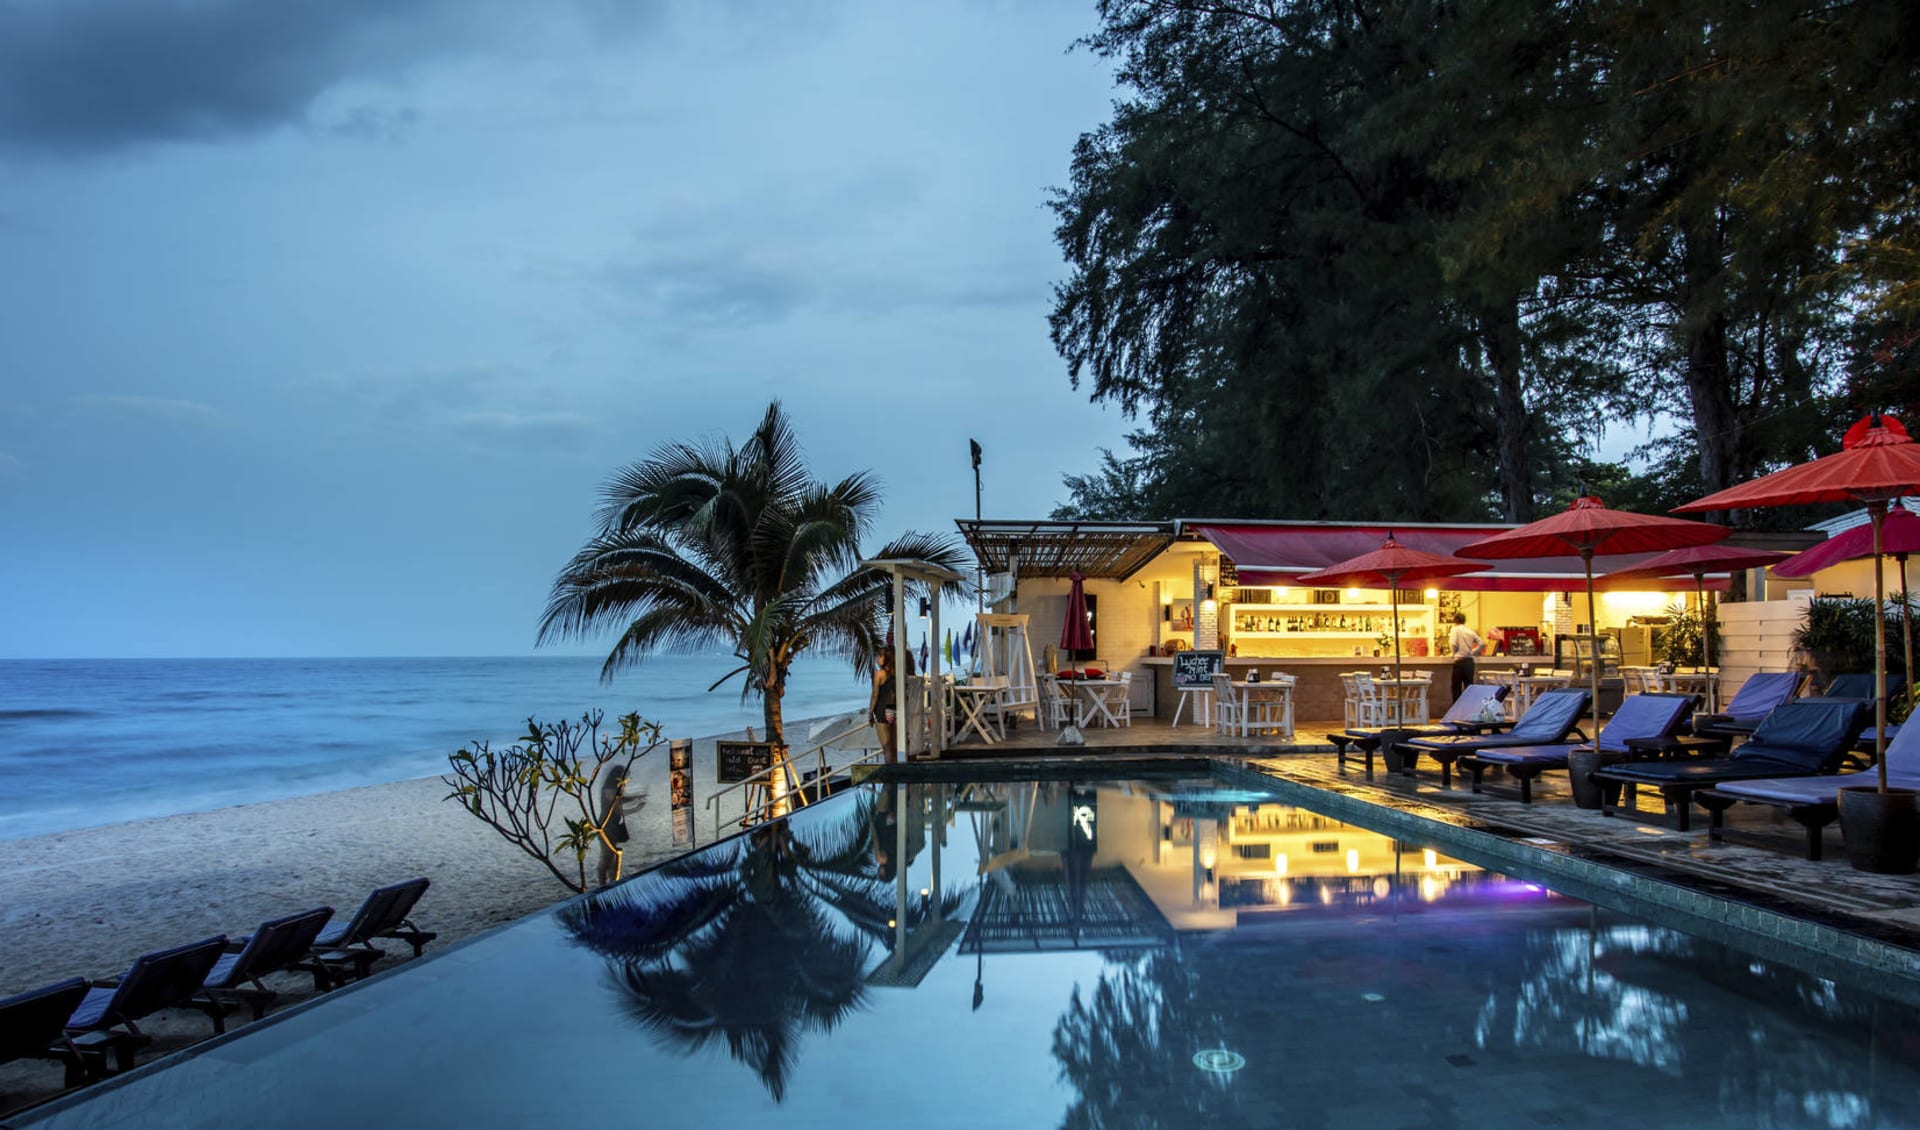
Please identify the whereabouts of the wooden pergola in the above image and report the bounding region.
[956,519,1180,581]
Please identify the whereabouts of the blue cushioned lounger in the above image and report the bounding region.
[1696,714,1920,858]
[1460,692,1696,803]
[1692,671,1804,738]
[1593,698,1868,831]
[1395,688,1591,789]
[1329,683,1509,776]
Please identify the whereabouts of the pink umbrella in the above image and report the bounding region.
[1774,502,1920,703]
[1603,543,1790,708]
[1060,570,1094,667]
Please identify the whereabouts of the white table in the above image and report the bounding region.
[1369,676,1431,726]
[1230,678,1296,738]
[1170,684,1213,728]
[1069,678,1129,727]
[1480,670,1574,719]
[1657,669,1719,712]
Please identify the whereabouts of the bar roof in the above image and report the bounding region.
[956,519,1179,580]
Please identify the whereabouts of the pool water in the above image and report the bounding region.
[16,772,1920,1129]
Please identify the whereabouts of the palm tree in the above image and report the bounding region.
[538,401,966,759]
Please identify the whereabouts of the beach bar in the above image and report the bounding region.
[956,518,1813,726]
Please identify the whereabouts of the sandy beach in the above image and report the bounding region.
[0,721,848,1111]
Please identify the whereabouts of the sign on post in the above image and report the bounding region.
[669,738,694,848]
[1172,649,1225,688]
[716,740,777,784]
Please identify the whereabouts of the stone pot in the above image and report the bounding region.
[1837,786,1920,875]
[1567,749,1624,810]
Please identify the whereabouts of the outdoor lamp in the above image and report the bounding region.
[918,596,930,618]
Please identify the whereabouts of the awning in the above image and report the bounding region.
[957,520,1178,580]
[1184,522,1728,592]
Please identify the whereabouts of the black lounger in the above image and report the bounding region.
[1593,698,1868,830]
[1329,683,1510,776]
[198,906,334,1027]
[1394,688,1592,789]
[296,878,435,987]
[63,935,229,1075]
[0,977,94,1086]
[1460,692,1696,803]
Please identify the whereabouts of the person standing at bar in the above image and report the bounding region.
[1448,612,1483,700]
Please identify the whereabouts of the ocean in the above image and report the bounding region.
[0,655,873,841]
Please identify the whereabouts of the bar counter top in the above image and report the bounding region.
[1138,654,1544,666]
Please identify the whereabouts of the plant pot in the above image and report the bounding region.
[1837,786,1920,874]
[1567,750,1624,810]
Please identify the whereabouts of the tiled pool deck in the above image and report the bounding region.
[939,715,1920,998]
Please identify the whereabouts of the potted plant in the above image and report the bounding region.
[1791,597,1882,690]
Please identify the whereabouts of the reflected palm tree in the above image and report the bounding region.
[558,793,961,1101]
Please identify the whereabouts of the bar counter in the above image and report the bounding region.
[1140,654,1546,723]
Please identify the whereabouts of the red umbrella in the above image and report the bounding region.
[1060,570,1094,666]
[1602,544,1790,710]
[1774,503,1920,700]
[1295,534,1484,723]
[1679,414,1920,783]
[1458,496,1729,742]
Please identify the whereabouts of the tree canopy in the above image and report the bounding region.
[1050,0,1919,527]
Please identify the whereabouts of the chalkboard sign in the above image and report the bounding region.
[1172,649,1225,688]
[716,740,777,784]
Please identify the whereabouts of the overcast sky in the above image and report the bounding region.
[0,0,1139,658]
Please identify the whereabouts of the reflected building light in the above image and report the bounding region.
[1420,876,1440,901]
[1319,883,1333,904]
[1276,880,1292,905]
[1423,849,1438,869]
[1371,877,1390,898]
[1346,849,1360,873]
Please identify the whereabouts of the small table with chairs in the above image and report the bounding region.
[1479,668,1575,720]
[1213,672,1296,738]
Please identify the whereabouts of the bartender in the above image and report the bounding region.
[1448,612,1484,699]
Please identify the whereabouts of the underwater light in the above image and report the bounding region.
[1192,1049,1246,1074]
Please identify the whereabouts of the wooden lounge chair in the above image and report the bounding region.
[0,977,95,1087]
[1460,692,1697,803]
[1696,714,1920,859]
[1328,684,1510,777]
[63,935,229,1074]
[1691,671,1804,739]
[1594,698,1869,830]
[295,878,435,987]
[197,906,334,1027]
[1393,689,1591,789]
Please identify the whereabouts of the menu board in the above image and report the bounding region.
[716,740,777,784]
[1172,649,1225,688]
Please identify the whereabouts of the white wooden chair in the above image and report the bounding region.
[1211,673,1246,736]
[1339,672,1366,728]
[1100,672,1134,728]
[1038,675,1079,730]
[1352,675,1393,727]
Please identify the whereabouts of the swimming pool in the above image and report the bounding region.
[15,769,1920,1128]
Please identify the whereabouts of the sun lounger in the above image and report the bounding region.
[1691,671,1804,739]
[1696,713,1920,859]
[1329,684,1509,776]
[63,935,228,1074]
[197,907,334,1027]
[1459,692,1696,803]
[0,977,95,1087]
[1593,698,1868,830]
[1821,673,1877,700]
[291,878,434,987]
[1393,689,1591,789]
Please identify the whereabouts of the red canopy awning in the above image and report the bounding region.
[1187,523,1726,592]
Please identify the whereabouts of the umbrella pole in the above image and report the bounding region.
[1390,578,1404,725]
[1872,500,1889,791]
[1585,550,1602,745]
[1900,554,1914,708]
[1695,570,1714,712]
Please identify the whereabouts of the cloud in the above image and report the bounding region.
[75,395,225,423]
[0,0,672,157]
[448,411,599,448]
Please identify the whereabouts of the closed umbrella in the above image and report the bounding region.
[1602,544,1790,710]
[1458,496,1728,743]
[1774,502,1920,703]
[1295,534,1484,723]
[1060,570,1094,669]
[1678,413,1920,786]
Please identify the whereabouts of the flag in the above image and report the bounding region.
[963,622,974,652]
[918,635,929,672]
[945,628,955,665]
